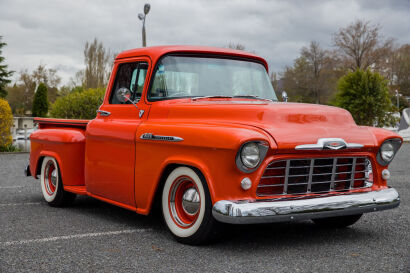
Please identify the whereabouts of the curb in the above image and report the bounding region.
[0,152,30,155]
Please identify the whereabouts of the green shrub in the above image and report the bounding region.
[332,69,394,127]
[32,83,49,117]
[50,87,105,119]
[0,98,13,151]
[0,143,20,152]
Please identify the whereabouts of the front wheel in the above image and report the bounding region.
[312,214,363,228]
[40,156,76,207]
[161,166,220,245]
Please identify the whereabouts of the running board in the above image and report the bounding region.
[64,185,87,195]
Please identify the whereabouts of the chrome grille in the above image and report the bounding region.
[257,157,373,196]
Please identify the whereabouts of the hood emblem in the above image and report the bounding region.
[295,138,363,150]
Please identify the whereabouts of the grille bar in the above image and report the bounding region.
[257,156,372,196]
[330,158,337,190]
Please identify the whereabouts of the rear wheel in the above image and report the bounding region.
[312,214,362,228]
[161,166,219,245]
[40,156,76,206]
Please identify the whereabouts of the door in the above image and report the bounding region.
[85,59,150,207]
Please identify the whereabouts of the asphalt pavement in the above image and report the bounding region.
[0,145,409,273]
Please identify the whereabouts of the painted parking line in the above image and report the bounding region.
[0,202,41,207]
[0,186,27,189]
[1,229,151,247]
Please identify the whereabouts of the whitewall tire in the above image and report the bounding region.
[40,156,76,206]
[161,166,220,244]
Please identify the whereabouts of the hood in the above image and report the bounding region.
[151,99,376,151]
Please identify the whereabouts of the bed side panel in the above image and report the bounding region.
[30,128,86,186]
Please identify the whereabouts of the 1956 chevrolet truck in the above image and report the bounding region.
[26,46,402,244]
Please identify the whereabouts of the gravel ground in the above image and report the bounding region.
[0,145,409,273]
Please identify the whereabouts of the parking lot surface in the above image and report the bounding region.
[1,144,409,273]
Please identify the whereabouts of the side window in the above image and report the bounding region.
[110,62,148,104]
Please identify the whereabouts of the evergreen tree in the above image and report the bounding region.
[332,69,393,127]
[32,83,49,117]
[0,36,14,98]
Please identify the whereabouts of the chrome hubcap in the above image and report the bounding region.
[50,169,57,187]
[182,187,200,215]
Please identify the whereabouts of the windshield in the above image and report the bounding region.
[148,55,278,101]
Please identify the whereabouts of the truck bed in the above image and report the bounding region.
[34,117,89,129]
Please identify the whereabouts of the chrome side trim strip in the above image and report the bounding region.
[140,133,183,142]
[212,188,400,224]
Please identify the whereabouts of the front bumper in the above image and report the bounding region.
[212,188,400,224]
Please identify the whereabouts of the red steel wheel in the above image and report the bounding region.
[168,175,201,228]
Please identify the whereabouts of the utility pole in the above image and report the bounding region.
[395,90,400,110]
[138,3,151,47]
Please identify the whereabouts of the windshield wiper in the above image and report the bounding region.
[191,95,233,101]
[233,95,276,102]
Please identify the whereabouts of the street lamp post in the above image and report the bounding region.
[395,90,401,110]
[138,3,151,47]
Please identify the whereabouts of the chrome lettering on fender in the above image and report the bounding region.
[140,133,183,142]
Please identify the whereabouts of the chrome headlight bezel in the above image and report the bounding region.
[236,141,269,173]
[376,138,402,166]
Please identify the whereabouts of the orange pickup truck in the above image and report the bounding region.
[26,46,402,244]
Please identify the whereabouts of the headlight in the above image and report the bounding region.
[241,143,260,168]
[377,138,402,166]
[236,141,269,173]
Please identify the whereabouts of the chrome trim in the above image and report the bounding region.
[139,110,145,118]
[329,158,337,190]
[212,188,400,224]
[349,158,357,189]
[96,110,111,116]
[235,141,269,173]
[140,133,183,142]
[295,138,363,150]
[258,156,372,196]
[283,160,290,194]
[376,138,402,166]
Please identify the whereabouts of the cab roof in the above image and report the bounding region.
[115,45,268,71]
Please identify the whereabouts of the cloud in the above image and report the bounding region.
[1,0,409,84]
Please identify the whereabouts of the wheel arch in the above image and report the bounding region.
[147,157,215,216]
[34,151,63,179]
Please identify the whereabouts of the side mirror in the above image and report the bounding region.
[115,87,139,111]
[281,91,288,102]
[115,87,132,103]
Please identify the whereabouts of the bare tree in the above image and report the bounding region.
[300,41,328,103]
[280,42,345,104]
[32,64,61,88]
[226,43,246,51]
[83,38,110,89]
[333,20,392,70]
[389,44,410,95]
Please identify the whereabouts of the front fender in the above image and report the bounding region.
[134,122,272,215]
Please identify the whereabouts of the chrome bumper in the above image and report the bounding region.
[212,188,400,224]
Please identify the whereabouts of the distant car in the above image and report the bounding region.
[26,46,402,245]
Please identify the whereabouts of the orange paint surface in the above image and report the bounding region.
[29,46,402,215]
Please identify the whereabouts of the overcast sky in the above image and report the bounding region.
[1,0,410,85]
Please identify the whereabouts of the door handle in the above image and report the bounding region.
[97,110,111,117]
